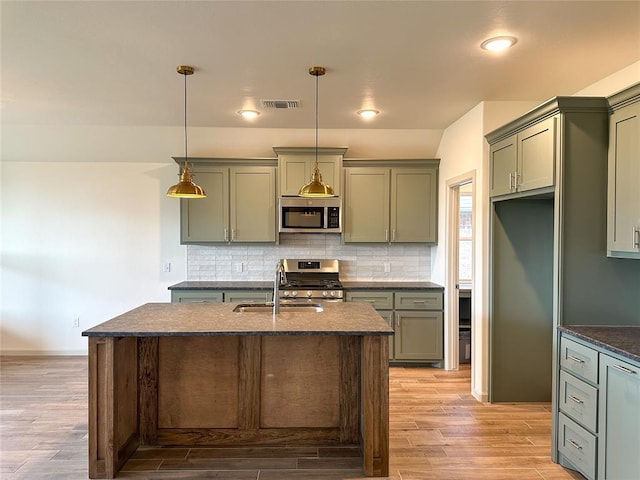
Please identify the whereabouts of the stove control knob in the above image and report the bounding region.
[330,291,337,297]
[306,291,313,298]
[322,291,329,297]
[291,291,298,297]
[283,291,289,297]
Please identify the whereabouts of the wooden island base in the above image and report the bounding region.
[88,334,389,478]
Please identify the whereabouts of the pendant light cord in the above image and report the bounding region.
[315,71,319,167]
[183,70,189,172]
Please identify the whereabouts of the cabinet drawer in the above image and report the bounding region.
[558,413,597,480]
[559,370,598,432]
[345,291,394,310]
[560,336,598,384]
[394,292,443,310]
[224,290,271,303]
[171,290,223,303]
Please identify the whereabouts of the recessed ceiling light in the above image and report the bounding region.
[238,110,260,119]
[357,109,380,119]
[481,36,517,52]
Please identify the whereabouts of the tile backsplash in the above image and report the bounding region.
[187,234,432,281]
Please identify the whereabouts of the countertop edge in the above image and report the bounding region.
[82,330,394,337]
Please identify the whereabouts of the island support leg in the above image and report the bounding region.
[88,336,139,479]
[362,335,389,477]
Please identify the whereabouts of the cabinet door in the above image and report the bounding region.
[279,155,342,196]
[607,101,640,257]
[391,168,437,242]
[489,135,517,197]
[394,311,443,361]
[598,354,640,480]
[343,168,390,242]
[230,167,276,242]
[517,116,556,193]
[181,168,229,243]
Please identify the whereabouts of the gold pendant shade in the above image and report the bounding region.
[298,66,335,198]
[167,65,206,199]
[166,167,206,198]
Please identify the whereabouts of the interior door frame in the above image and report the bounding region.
[444,171,476,372]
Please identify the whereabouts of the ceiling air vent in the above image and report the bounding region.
[261,99,300,109]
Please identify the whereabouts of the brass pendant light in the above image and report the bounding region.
[167,65,206,198]
[298,66,335,197]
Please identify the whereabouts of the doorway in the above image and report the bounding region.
[445,172,475,373]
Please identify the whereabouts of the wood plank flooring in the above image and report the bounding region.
[0,356,584,479]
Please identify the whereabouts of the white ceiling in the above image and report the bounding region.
[2,0,640,132]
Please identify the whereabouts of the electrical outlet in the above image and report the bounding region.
[163,262,171,273]
[384,262,391,273]
[235,262,244,273]
[73,317,80,328]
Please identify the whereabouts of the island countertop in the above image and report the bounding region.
[82,301,394,337]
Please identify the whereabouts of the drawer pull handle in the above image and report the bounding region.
[567,354,585,364]
[568,439,583,451]
[412,300,427,304]
[568,395,584,404]
[612,364,637,375]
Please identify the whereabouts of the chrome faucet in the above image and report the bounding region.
[273,260,287,314]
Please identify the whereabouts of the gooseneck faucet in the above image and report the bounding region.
[273,260,287,314]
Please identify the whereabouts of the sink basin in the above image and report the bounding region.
[232,302,324,313]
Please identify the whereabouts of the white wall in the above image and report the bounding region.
[1,161,185,353]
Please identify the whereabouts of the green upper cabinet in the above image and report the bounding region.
[273,147,346,196]
[178,159,277,244]
[180,166,229,243]
[343,160,439,243]
[343,167,390,243]
[607,84,640,259]
[489,116,556,197]
[229,166,276,242]
[391,168,437,243]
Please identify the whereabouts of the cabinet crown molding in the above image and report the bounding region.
[486,96,608,144]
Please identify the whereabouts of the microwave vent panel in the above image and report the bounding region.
[261,99,300,109]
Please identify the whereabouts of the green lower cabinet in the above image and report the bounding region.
[394,311,443,361]
[345,289,443,364]
[598,354,640,480]
[378,310,394,360]
[170,290,223,303]
[171,290,271,303]
[556,333,640,480]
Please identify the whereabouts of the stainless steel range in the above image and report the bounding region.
[279,259,343,301]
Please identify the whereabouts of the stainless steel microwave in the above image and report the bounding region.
[279,196,341,233]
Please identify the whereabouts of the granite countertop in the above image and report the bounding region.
[169,281,272,290]
[559,326,640,364]
[169,281,443,291]
[340,281,443,290]
[83,302,394,337]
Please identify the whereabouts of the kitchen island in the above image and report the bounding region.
[82,301,393,479]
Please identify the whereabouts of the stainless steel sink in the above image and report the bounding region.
[232,302,323,313]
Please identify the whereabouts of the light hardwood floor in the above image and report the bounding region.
[0,356,584,479]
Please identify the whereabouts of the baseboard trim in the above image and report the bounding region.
[0,349,88,356]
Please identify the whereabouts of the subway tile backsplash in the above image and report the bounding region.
[187,234,432,281]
